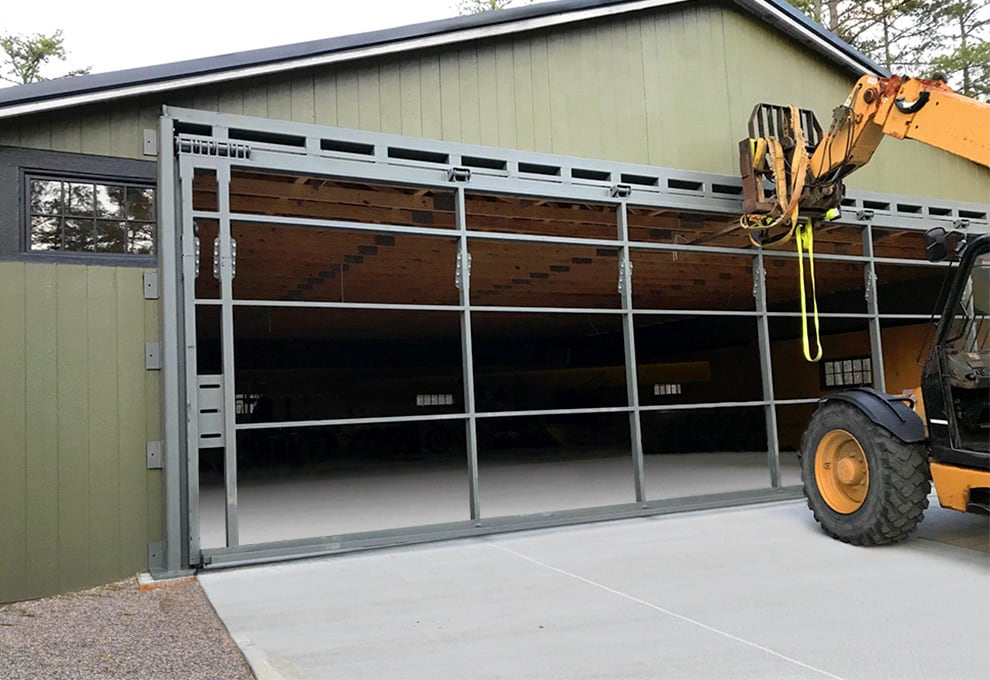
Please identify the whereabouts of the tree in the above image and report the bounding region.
[0,30,90,85]
[456,0,532,15]
[791,0,989,100]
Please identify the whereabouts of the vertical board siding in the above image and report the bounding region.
[22,264,59,598]
[0,263,28,598]
[1,4,987,201]
[0,262,158,603]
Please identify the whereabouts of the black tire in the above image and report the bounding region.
[799,400,931,545]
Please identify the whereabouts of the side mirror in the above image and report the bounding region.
[925,227,949,262]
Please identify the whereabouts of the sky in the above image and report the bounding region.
[2,0,468,82]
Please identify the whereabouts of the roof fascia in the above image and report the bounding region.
[0,0,882,120]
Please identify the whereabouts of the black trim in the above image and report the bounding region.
[0,146,156,266]
[0,0,886,113]
[822,387,926,443]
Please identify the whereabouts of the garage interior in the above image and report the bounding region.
[182,152,946,553]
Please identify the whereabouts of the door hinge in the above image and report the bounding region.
[455,248,472,290]
[618,256,632,295]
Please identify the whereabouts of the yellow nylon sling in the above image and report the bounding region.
[796,222,823,362]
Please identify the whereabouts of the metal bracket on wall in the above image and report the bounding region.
[143,129,158,156]
[143,272,160,299]
[148,541,164,572]
[146,441,163,469]
[145,343,162,370]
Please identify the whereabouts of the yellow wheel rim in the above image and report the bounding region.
[815,429,870,514]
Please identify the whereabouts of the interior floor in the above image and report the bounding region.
[198,451,802,548]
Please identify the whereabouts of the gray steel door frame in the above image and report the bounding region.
[156,106,988,572]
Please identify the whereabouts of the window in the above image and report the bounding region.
[28,176,155,254]
[821,356,873,389]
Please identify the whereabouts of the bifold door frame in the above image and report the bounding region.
[156,106,988,575]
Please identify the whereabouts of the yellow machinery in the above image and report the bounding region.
[739,75,990,544]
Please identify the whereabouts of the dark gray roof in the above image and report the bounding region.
[0,0,886,112]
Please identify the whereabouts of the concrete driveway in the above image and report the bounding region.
[199,500,989,680]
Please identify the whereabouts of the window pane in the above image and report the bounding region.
[67,183,95,216]
[30,216,61,250]
[125,187,156,222]
[95,184,125,218]
[63,218,94,250]
[30,179,63,215]
[128,223,155,254]
[95,220,127,252]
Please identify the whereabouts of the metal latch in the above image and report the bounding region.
[856,209,875,221]
[610,184,632,198]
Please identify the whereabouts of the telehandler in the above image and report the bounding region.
[739,73,990,544]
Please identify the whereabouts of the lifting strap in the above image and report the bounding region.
[738,106,823,362]
[796,222,823,362]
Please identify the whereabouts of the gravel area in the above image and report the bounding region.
[0,576,254,680]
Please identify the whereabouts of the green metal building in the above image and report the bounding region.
[1,0,987,603]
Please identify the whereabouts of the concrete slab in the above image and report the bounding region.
[199,501,989,680]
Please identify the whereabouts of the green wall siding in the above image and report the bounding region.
[0,1,986,602]
[0,262,161,603]
[0,4,984,203]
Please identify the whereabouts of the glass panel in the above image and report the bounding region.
[194,220,220,299]
[128,223,155,255]
[30,179,63,215]
[774,402,818,486]
[95,184,124,218]
[232,420,470,545]
[875,263,947,315]
[765,255,866,314]
[30,216,61,250]
[234,307,463,422]
[627,208,744,249]
[195,306,225,550]
[642,405,769,499]
[471,312,626,412]
[66,182,95,216]
[228,170,457,229]
[469,239,621,309]
[770,316,871,399]
[477,412,633,517]
[634,315,763,404]
[231,222,459,304]
[125,186,156,222]
[63,218,93,251]
[807,224,864,257]
[193,169,218,212]
[465,192,617,239]
[94,220,127,253]
[631,250,755,311]
[872,227,927,260]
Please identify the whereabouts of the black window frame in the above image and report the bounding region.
[0,146,156,266]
